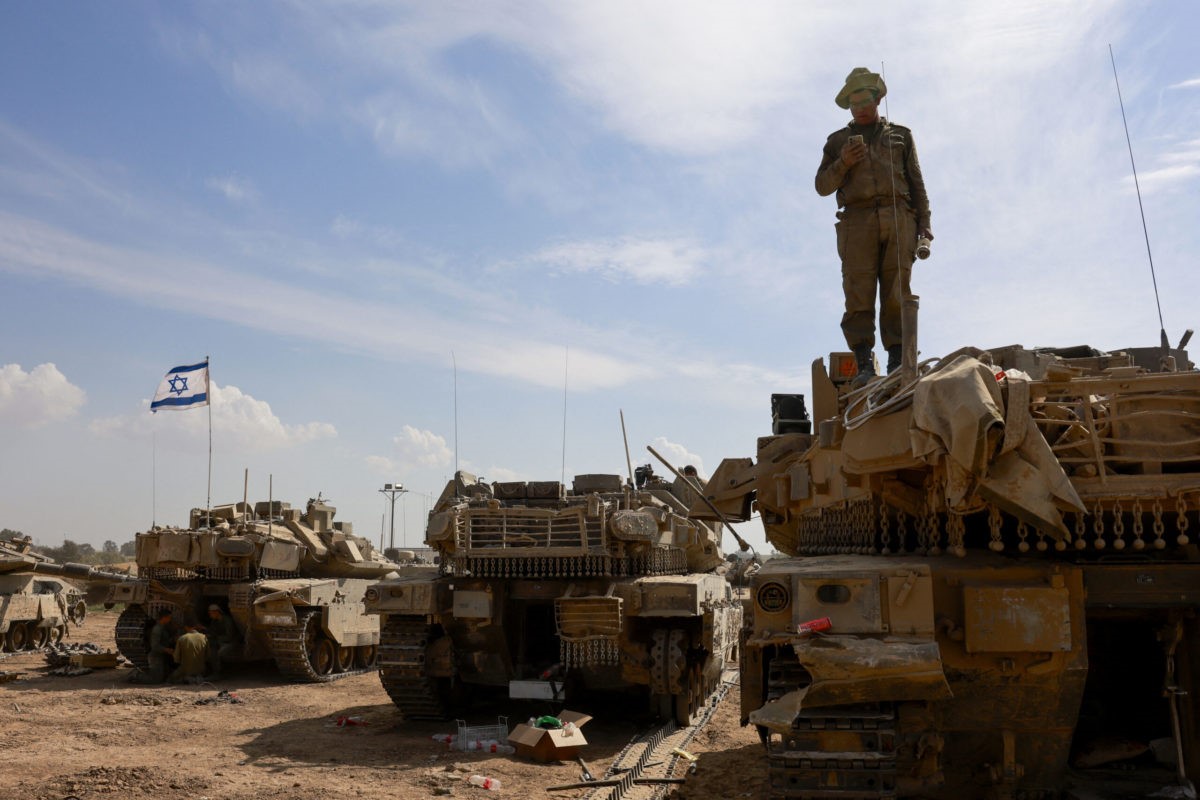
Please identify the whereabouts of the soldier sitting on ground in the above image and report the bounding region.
[203,604,238,679]
[169,623,209,684]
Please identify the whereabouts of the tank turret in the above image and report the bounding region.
[714,342,1200,799]
[367,470,742,725]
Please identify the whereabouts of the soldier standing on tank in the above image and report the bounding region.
[816,67,932,385]
[137,608,175,683]
[169,623,209,684]
[203,604,238,679]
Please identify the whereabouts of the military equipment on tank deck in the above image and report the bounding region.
[704,342,1200,798]
[0,535,89,651]
[365,471,742,725]
[102,496,400,682]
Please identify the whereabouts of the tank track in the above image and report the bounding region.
[766,707,898,799]
[377,616,449,719]
[266,608,373,683]
[114,606,150,670]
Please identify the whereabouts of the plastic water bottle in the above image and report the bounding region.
[469,774,502,790]
[431,733,457,745]
[562,721,578,737]
[461,738,499,751]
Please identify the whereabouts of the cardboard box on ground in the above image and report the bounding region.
[508,711,593,762]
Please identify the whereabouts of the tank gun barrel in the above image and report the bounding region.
[32,561,139,584]
[646,445,753,553]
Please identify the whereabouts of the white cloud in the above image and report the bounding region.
[368,425,454,474]
[89,382,335,451]
[205,173,257,203]
[524,237,706,286]
[0,212,660,392]
[393,425,454,469]
[1169,77,1200,90]
[0,363,86,428]
[647,436,705,478]
[1125,164,1200,193]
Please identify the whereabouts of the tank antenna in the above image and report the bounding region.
[451,350,459,486]
[560,346,569,488]
[619,409,635,491]
[1109,44,1169,353]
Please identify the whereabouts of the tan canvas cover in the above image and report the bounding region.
[197,531,219,567]
[260,540,302,572]
[909,356,1084,537]
[157,531,194,564]
[135,533,159,567]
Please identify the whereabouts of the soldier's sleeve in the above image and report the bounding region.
[815,134,849,197]
[906,131,931,232]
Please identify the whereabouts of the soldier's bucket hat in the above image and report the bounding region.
[836,67,887,109]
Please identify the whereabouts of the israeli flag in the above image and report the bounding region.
[151,359,210,412]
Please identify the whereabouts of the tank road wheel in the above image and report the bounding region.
[312,638,336,676]
[301,612,335,676]
[115,606,151,670]
[29,624,50,650]
[378,616,453,720]
[50,625,66,644]
[5,622,29,652]
[674,663,704,727]
[267,609,361,682]
[354,644,377,669]
[334,644,355,673]
[70,599,88,625]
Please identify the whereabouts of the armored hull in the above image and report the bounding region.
[366,472,742,724]
[0,537,88,652]
[104,497,400,682]
[708,344,1200,798]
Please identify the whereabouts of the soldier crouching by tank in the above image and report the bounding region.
[169,623,209,684]
[816,67,933,386]
[131,608,176,683]
[203,604,238,679]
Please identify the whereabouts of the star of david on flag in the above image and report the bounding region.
[151,359,210,412]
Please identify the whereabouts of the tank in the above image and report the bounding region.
[364,470,743,724]
[704,343,1200,799]
[0,535,88,651]
[100,496,401,681]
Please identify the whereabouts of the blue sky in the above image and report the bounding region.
[2,1,1198,553]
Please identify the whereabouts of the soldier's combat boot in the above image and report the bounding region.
[886,345,902,374]
[851,345,876,388]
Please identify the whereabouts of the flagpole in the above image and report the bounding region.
[206,355,212,527]
[152,418,157,528]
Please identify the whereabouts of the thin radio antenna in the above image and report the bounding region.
[1109,44,1169,352]
[560,346,569,487]
[451,351,459,481]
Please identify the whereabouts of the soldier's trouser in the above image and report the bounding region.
[836,206,916,350]
[207,641,236,675]
[145,654,168,683]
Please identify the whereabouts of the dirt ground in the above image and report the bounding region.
[0,610,765,800]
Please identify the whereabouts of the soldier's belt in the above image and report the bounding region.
[841,196,912,211]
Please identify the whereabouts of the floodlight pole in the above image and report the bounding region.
[379,483,408,551]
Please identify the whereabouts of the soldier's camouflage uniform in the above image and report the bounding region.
[144,619,175,683]
[815,119,930,353]
[205,612,238,677]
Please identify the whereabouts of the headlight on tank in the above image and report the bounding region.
[756,581,790,613]
[365,588,380,602]
[426,511,454,542]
